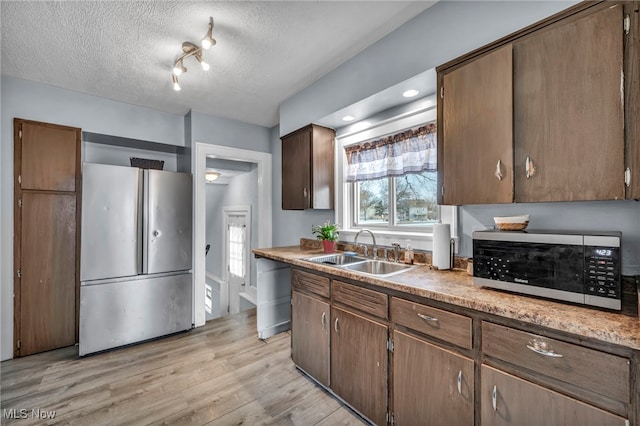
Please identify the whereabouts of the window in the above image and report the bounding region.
[335,98,458,252]
[346,123,438,231]
[356,171,438,227]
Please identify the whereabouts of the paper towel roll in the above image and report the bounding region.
[433,223,451,270]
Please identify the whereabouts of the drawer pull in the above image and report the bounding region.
[457,370,462,394]
[334,317,339,333]
[417,313,439,323]
[321,312,326,329]
[492,385,497,411]
[526,339,563,358]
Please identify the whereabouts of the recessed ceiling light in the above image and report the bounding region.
[403,89,420,98]
[342,115,355,122]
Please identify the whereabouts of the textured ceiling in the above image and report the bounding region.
[1,1,435,128]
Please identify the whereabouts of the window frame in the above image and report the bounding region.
[352,171,440,231]
[334,96,458,253]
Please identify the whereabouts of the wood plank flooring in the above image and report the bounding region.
[1,309,365,425]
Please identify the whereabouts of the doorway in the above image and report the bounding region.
[224,206,251,315]
[193,143,272,328]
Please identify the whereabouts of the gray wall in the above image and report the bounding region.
[205,183,227,277]
[83,142,178,171]
[190,111,271,153]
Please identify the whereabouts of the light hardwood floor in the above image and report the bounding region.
[1,309,365,425]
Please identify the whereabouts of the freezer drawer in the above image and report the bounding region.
[79,273,192,356]
[144,169,193,274]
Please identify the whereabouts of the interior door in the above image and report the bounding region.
[225,209,249,314]
[144,169,193,274]
[14,119,81,357]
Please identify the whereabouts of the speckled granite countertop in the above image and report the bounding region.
[253,246,640,351]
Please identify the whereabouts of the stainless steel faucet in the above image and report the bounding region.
[391,242,401,263]
[354,229,377,260]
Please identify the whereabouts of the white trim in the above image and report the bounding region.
[193,143,272,327]
[334,99,458,253]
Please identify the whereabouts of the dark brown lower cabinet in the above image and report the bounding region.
[291,290,330,386]
[393,330,473,426]
[481,364,627,426]
[331,306,388,426]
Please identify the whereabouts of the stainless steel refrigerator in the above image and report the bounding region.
[79,162,193,356]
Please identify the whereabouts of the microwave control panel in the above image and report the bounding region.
[584,246,621,299]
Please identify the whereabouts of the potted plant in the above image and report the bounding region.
[312,221,339,253]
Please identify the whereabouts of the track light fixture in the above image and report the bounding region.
[171,17,216,91]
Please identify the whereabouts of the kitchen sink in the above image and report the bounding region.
[305,253,368,266]
[343,260,414,277]
[305,254,414,278]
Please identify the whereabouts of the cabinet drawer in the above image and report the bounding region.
[482,322,630,403]
[292,269,329,298]
[391,297,472,349]
[332,280,388,319]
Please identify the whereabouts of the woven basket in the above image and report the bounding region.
[496,221,529,231]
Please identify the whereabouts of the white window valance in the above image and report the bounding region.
[344,123,437,182]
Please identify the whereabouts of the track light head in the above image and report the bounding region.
[173,60,187,76]
[172,74,181,91]
[195,53,210,71]
[202,17,216,50]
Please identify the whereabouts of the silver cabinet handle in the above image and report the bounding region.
[303,187,308,198]
[457,370,462,394]
[625,167,631,187]
[321,312,326,329]
[525,156,536,179]
[492,385,497,411]
[527,339,563,358]
[417,313,439,323]
[495,160,504,181]
[334,317,339,333]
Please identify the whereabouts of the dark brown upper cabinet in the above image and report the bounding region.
[440,44,514,205]
[513,4,624,202]
[437,1,636,205]
[281,124,335,210]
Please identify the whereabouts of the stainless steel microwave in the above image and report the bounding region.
[472,230,622,310]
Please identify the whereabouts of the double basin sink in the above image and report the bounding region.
[304,253,415,278]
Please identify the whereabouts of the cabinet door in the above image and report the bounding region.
[281,129,311,209]
[514,5,624,202]
[331,306,387,426]
[626,1,640,199]
[21,121,79,192]
[481,364,627,426]
[441,44,513,205]
[291,290,330,387]
[309,125,335,209]
[393,330,473,426]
